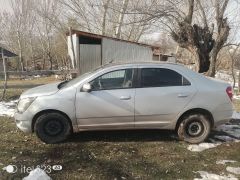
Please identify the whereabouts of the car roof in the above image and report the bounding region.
[102,61,183,68]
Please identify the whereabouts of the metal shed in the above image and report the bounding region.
[67,30,156,74]
[0,44,18,72]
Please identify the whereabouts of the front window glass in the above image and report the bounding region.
[90,69,134,90]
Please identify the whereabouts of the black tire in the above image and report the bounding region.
[34,112,72,144]
[177,114,211,144]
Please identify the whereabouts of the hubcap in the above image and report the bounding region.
[44,120,63,136]
[187,122,203,136]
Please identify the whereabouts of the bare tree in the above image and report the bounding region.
[136,0,232,76]
[10,0,34,71]
[207,0,230,76]
[60,0,154,41]
[102,0,111,35]
[115,0,129,38]
[171,0,230,76]
[228,44,240,90]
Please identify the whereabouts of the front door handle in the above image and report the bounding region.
[178,93,189,98]
[120,96,131,100]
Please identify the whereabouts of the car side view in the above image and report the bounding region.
[14,62,234,144]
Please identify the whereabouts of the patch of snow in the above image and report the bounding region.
[233,95,240,100]
[188,143,220,152]
[215,71,233,84]
[232,111,240,119]
[216,124,240,138]
[0,100,17,117]
[214,135,239,142]
[226,167,240,175]
[216,160,237,165]
[23,168,51,180]
[194,171,237,180]
[188,121,240,152]
[215,71,239,89]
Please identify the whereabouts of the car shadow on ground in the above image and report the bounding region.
[68,118,240,143]
[69,129,179,143]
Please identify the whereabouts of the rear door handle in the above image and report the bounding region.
[120,96,131,100]
[178,93,189,98]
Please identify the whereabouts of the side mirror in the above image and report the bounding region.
[82,83,92,92]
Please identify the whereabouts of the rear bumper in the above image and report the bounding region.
[213,109,233,128]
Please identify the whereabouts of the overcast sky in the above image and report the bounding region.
[0,0,11,12]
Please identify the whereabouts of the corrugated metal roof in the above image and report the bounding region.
[0,43,18,58]
[66,29,158,49]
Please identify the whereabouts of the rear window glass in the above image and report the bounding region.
[141,68,191,87]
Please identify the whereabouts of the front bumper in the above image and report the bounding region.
[14,112,33,133]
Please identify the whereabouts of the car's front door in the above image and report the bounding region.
[134,67,197,128]
[76,68,136,130]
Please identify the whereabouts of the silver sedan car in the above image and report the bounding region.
[14,62,234,144]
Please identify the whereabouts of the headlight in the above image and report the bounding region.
[17,97,36,113]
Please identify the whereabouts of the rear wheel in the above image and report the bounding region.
[177,114,211,144]
[34,112,72,144]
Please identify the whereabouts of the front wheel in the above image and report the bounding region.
[177,114,211,144]
[34,112,72,144]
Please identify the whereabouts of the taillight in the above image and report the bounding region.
[226,86,233,101]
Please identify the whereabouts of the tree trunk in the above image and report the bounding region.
[207,49,218,77]
[232,59,236,90]
[48,52,53,70]
[115,0,129,38]
[102,0,111,35]
[42,57,46,70]
[171,23,214,74]
[1,48,7,101]
[69,27,76,69]
[238,71,240,94]
[30,37,35,70]
[17,30,24,71]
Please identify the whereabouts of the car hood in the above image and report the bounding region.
[20,82,60,99]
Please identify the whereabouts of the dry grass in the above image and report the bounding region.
[0,117,240,180]
[0,76,57,86]
[0,76,58,101]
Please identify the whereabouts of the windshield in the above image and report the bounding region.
[59,66,105,89]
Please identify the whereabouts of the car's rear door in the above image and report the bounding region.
[75,68,136,130]
[134,66,197,128]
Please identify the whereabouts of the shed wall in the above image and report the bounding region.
[79,44,101,74]
[102,38,153,64]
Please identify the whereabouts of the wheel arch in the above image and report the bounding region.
[31,109,73,133]
[175,108,214,131]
